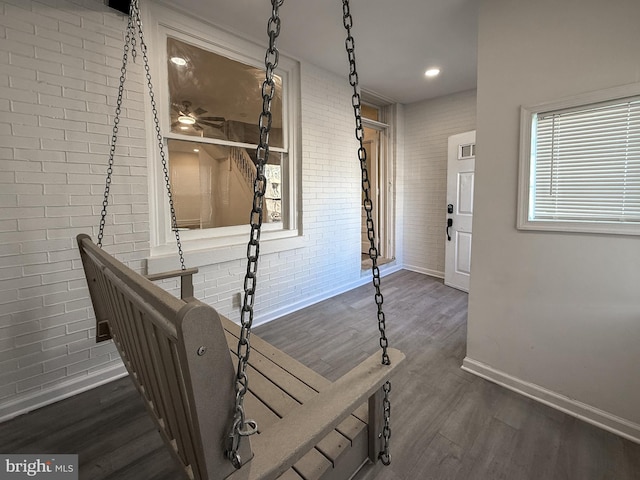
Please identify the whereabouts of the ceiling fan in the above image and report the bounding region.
[171,101,225,131]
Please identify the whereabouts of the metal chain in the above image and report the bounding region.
[98,0,185,271]
[342,0,393,466]
[131,0,185,270]
[98,7,134,247]
[226,0,284,469]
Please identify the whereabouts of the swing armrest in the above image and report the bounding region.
[145,267,199,282]
[229,348,405,480]
[145,267,199,301]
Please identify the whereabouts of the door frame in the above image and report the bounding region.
[361,116,391,263]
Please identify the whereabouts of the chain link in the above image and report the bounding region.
[98,0,185,271]
[342,0,393,466]
[226,0,284,469]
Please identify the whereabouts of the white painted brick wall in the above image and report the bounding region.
[0,0,146,417]
[403,90,477,277]
[0,0,382,419]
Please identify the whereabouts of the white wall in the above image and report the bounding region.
[170,150,203,227]
[403,90,476,277]
[466,0,640,442]
[0,0,400,420]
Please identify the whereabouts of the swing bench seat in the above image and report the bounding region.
[77,234,405,480]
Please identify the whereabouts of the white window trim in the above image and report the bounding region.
[517,82,640,236]
[143,3,302,270]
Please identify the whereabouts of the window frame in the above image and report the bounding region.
[517,82,640,236]
[146,6,302,269]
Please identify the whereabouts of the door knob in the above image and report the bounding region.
[446,218,453,241]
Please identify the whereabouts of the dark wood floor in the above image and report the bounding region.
[2,270,639,479]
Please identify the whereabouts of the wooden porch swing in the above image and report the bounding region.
[77,1,405,479]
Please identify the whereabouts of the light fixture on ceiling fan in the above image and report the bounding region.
[178,115,196,125]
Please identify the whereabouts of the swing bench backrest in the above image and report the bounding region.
[77,233,405,480]
[77,234,246,479]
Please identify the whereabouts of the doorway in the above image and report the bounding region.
[360,104,392,270]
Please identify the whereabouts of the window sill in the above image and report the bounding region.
[517,219,640,236]
[147,229,304,274]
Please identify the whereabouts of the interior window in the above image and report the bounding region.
[168,140,282,229]
[166,37,285,230]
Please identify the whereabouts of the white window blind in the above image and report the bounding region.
[530,97,640,224]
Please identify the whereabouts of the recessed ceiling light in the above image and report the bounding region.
[425,68,440,78]
[170,56,187,66]
[178,115,196,125]
[193,148,200,153]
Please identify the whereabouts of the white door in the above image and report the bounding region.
[445,130,476,292]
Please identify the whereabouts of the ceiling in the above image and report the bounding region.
[165,0,479,105]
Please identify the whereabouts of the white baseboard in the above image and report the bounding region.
[253,262,403,327]
[403,264,444,279]
[462,357,640,444]
[0,363,128,423]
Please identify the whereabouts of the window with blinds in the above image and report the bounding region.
[518,85,640,235]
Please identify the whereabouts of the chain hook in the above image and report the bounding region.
[225,417,257,469]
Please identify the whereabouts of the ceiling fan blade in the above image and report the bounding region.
[199,116,225,122]
[193,107,207,116]
[193,123,203,131]
[199,120,224,128]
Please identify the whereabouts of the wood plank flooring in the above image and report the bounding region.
[1,270,639,479]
